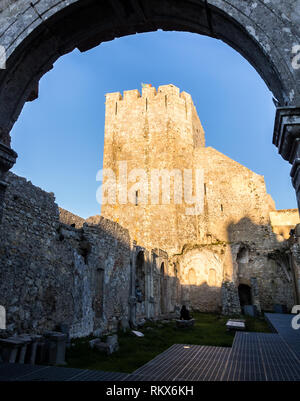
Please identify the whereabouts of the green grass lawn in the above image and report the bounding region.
[66,312,271,373]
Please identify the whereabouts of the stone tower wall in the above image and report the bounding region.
[102,85,278,257]
[101,85,298,313]
[102,84,205,254]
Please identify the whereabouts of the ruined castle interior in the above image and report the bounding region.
[0,0,300,339]
[1,84,300,338]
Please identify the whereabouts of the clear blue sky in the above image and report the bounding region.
[11,31,297,218]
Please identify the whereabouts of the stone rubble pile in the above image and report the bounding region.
[89,334,119,355]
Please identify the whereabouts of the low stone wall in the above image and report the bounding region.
[59,208,85,228]
[0,173,131,338]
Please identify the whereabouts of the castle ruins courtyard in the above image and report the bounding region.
[0,0,300,383]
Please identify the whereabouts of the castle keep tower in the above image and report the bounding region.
[101,84,295,313]
[101,84,206,253]
[101,84,277,256]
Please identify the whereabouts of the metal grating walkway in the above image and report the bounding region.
[126,344,231,381]
[265,313,300,360]
[0,363,129,382]
[126,334,300,381]
[126,314,300,381]
[223,332,300,381]
[1,313,299,381]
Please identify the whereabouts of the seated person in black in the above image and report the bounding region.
[180,305,191,320]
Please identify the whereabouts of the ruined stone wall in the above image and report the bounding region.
[232,243,295,311]
[0,170,297,329]
[171,242,296,312]
[173,145,282,311]
[59,207,85,228]
[194,146,276,243]
[84,215,131,332]
[191,145,292,310]
[101,84,298,313]
[173,246,224,312]
[0,172,131,338]
[270,209,300,240]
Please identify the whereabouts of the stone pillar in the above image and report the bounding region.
[290,236,300,304]
[19,334,43,364]
[221,281,242,316]
[0,142,18,222]
[129,242,137,327]
[14,336,32,363]
[148,251,155,318]
[128,296,137,328]
[273,107,300,210]
[250,277,261,314]
[44,331,67,366]
[144,250,152,319]
[0,338,23,363]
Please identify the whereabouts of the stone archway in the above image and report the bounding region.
[0,0,299,216]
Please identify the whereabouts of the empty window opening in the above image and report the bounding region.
[188,268,197,285]
[237,247,249,264]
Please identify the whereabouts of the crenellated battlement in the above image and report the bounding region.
[104,83,205,148]
[105,84,193,103]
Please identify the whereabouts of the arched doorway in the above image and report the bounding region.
[0,1,298,185]
[238,284,252,308]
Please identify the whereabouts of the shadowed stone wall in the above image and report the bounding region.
[0,172,132,338]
